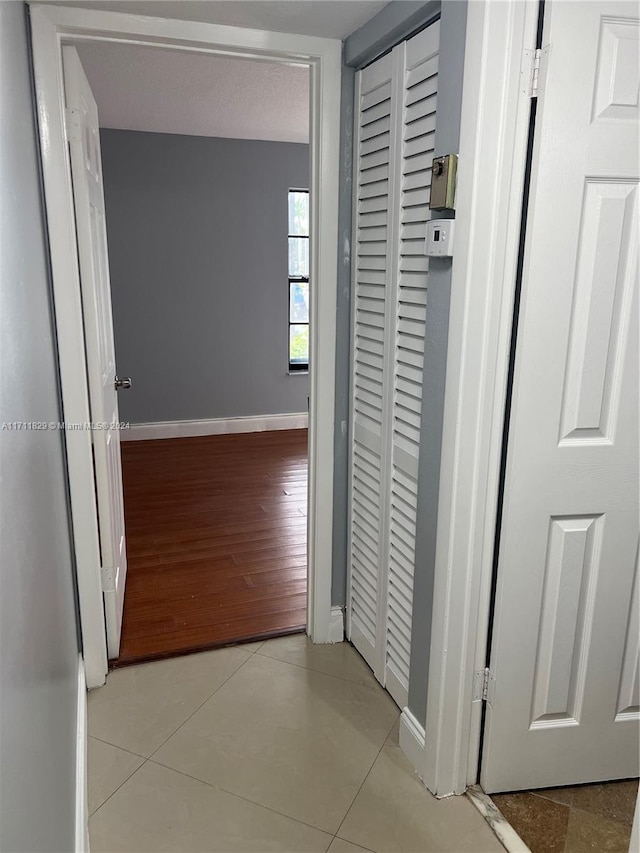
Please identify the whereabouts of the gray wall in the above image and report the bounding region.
[0,4,80,851]
[100,130,310,424]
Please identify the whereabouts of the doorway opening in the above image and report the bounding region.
[30,3,340,689]
[76,41,311,665]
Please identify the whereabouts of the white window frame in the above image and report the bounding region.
[288,188,310,372]
[29,2,341,688]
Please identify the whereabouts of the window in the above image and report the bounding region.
[288,189,309,371]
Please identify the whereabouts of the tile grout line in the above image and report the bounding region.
[148,650,397,840]
[88,650,254,763]
[88,733,147,760]
[88,645,392,842]
[332,712,401,842]
[254,649,386,693]
[146,652,256,761]
[105,654,395,838]
[89,757,149,819]
[88,654,257,823]
[331,838,375,853]
[144,757,337,840]
[89,641,371,763]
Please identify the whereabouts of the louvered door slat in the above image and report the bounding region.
[404,150,436,175]
[406,74,438,107]
[360,165,389,186]
[406,94,438,125]
[361,116,391,142]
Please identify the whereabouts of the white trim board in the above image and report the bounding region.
[121,413,309,441]
[328,606,345,643]
[399,708,426,780]
[75,656,88,853]
[417,0,540,796]
[29,2,341,686]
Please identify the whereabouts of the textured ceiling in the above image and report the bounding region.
[49,1,388,39]
[68,1,389,143]
[77,43,310,142]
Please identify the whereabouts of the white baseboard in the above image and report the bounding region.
[327,606,345,643]
[385,668,409,710]
[399,707,426,779]
[75,655,89,853]
[121,412,309,441]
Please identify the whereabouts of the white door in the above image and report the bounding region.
[481,0,639,792]
[347,23,440,708]
[63,47,128,660]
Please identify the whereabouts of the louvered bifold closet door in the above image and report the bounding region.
[384,23,440,707]
[347,20,440,704]
[347,51,396,672]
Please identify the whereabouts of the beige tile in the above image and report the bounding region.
[88,737,144,815]
[564,808,633,853]
[89,761,332,853]
[88,646,250,756]
[330,839,373,853]
[339,741,503,853]
[258,635,378,688]
[154,653,398,833]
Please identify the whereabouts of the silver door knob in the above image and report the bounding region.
[115,376,132,390]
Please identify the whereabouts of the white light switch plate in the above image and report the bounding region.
[425,219,455,257]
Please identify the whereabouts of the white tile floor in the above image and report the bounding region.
[88,635,503,853]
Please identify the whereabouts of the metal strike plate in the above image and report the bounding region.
[429,154,458,211]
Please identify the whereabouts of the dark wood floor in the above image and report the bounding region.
[116,429,308,665]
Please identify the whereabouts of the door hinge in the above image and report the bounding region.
[530,48,542,98]
[473,667,492,702]
[522,46,549,99]
[64,107,81,142]
[100,565,115,592]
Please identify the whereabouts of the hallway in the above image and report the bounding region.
[88,635,503,851]
[117,430,308,664]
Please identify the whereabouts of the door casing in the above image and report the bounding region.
[29,2,342,689]
[398,0,543,797]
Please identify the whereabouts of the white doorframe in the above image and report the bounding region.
[29,3,341,689]
[414,0,540,796]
